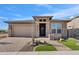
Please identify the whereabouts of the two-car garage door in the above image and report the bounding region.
[12,24,33,37]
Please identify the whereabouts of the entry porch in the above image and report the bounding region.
[49,20,70,40]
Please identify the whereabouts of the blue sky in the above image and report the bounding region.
[0,4,79,30]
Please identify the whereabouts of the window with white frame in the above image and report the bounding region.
[51,24,62,34]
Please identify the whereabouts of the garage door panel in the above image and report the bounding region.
[13,24,32,37]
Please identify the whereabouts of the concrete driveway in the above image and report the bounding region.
[0,37,32,52]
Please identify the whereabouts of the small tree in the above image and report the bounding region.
[0,30,8,34]
[32,37,35,44]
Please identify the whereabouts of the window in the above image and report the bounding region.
[51,24,62,34]
[49,18,51,20]
[57,29,61,33]
[52,29,56,33]
[39,19,42,22]
[43,19,46,22]
[51,24,61,29]
[74,29,79,35]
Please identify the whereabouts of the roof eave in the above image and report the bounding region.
[50,20,72,23]
[32,16,53,20]
[4,21,34,24]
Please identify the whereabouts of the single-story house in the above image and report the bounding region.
[5,16,74,39]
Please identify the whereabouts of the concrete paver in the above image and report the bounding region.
[0,37,32,52]
[46,40,72,51]
[0,37,72,52]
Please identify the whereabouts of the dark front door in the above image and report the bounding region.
[39,23,46,37]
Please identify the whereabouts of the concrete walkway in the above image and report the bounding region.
[36,38,72,51]
[20,44,33,51]
[46,40,72,51]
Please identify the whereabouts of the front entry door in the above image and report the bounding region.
[39,23,46,37]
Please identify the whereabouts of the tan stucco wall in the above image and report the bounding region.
[8,21,68,38]
[49,21,68,39]
[67,17,79,29]
[67,17,79,38]
[34,17,50,37]
[35,22,50,37]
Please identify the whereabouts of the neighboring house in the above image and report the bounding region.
[5,16,71,40]
[67,16,79,39]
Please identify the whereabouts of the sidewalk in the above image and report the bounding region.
[35,38,72,51]
[46,40,72,51]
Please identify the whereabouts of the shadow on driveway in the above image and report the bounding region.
[0,42,13,45]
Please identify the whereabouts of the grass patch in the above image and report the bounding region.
[60,38,79,50]
[35,44,57,51]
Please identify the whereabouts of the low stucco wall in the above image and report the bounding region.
[68,29,79,39]
[49,34,62,40]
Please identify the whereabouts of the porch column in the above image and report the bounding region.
[46,22,50,37]
[8,24,12,37]
[35,22,39,37]
[48,22,51,39]
[32,22,35,38]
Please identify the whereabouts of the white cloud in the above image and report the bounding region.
[0,17,8,20]
[33,8,41,11]
[69,16,74,19]
[37,4,52,9]
[40,5,79,19]
[13,17,33,20]
[6,6,17,11]
[36,4,54,11]
[0,17,4,19]
[6,8,12,11]
[15,14,22,17]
